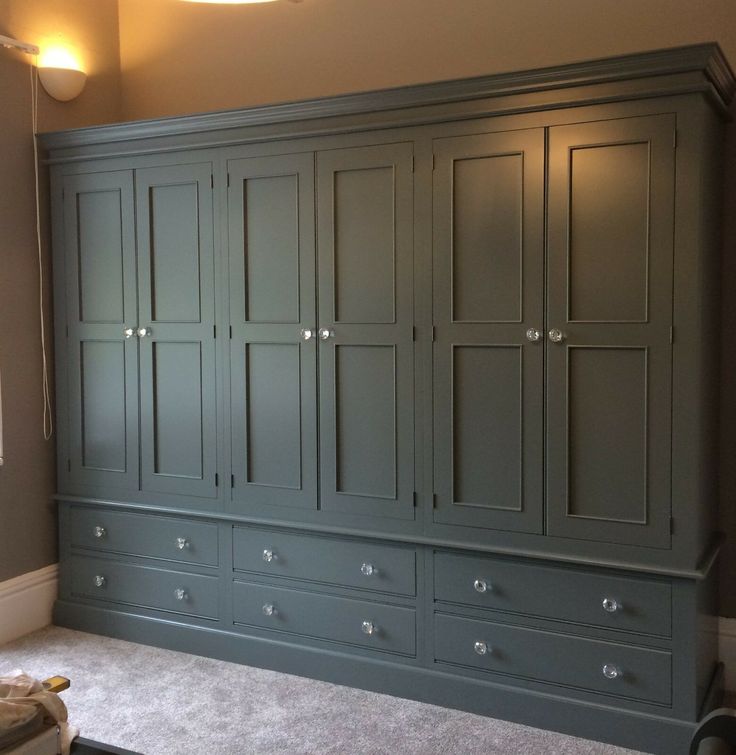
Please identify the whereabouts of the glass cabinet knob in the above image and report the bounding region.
[300,328,314,341]
[361,620,377,636]
[93,575,106,588]
[137,327,152,338]
[124,327,135,339]
[262,603,275,617]
[361,563,377,577]
[602,597,622,613]
[602,664,622,680]
[548,328,565,343]
[93,526,106,539]
[526,328,542,343]
[318,328,334,340]
[176,537,189,551]
[473,578,489,594]
[474,641,489,656]
[262,549,276,563]
[174,588,188,602]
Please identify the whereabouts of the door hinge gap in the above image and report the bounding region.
[229,326,233,339]
[670,326,674,344]
[432,493,437,508]
[213,325,216,339]
[412,326,417,341]
[210,174,214,189]
[431,326,436,342]
[432,154,436,171]
[215,473,219,487]
[227,173,231,188]
[231,474,235,488]
[413,491,417,507]
[673,130,678,149]
[670,517,675,534]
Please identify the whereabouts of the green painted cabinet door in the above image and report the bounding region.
[136,163,218,498]
[432,130,545,533]
[317,143,415,520]
[546,115,675,548]
[228,153,318,509]
[63,171,139,490]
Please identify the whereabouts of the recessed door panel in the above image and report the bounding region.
[452,153,523,323]
[228,153,317,510]
[64,171,139,490]
[149,182,202,323]
[333,166,396,324]
[76,191,125,324]
[568,347,647,521]
[79,341,127,472]
[433,129,545,533]
[137,163,218,498]
[151,341,204,479]
[547,115,675,547]
[318,143,414,520]
[335,345,396,499]
[452,345,522,511]
[245,343,302,489]
[569,142,650,322]
[243,174,301,324]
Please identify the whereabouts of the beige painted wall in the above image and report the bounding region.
[0,0,122,583]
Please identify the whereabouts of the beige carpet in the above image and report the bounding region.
[0,626,643,755]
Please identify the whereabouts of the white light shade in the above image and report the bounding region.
[38,67,87,101]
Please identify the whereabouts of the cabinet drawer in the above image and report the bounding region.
[233,527,416,596]
[71,507,219,566]
[233,581,416,656]
[70,555,219,619]
[435,613,671,705]
[434,552,671,636]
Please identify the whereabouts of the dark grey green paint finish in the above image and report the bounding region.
[228,152,318,510]
[69,555,219,620]
[70,506,219,566]
[233,581,416,656]
[136,162,218,498]
[46,46,734,755]
[64,171,139,490]
[233,526,416,596]
[434,551,671,636]
[432,129,545,534]
[317,143,415,520]
[546,115,676,548]
[433,613,672,705]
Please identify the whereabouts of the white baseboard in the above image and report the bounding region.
[0,564,59,646]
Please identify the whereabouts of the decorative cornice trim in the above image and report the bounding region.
[39,43,734,153]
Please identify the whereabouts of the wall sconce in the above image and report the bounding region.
[38,46,87,101]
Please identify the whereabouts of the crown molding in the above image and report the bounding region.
[39,43,735,156]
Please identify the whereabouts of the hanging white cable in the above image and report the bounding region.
[30,55,53,440]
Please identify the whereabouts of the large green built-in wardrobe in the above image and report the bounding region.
[43,45,735,753]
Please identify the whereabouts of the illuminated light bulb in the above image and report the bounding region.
[39,46,84,72]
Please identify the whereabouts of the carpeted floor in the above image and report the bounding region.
[0,626,643,755]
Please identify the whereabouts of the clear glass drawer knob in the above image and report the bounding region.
[473,578,489,594]
[174,588,188,602]
[93,526,106,539]
[93,575,106,588]
[361,620,377,636]
[602,597,622,613]
[300,328,314,341]
[137,327,152,338]
[124,327,135,339]
[262,549,276,563]
[526,328,542,343]
[262,603,275,617]
[474,641,489,656]
[602,664,622,680]
[318,328,334,340]
[176,537,189,551]
[361,563,377,577]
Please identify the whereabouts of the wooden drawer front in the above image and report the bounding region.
[435,613,671,705]
[71,507,219,566]
[434,552,671,636]
[233,528,416,596]
[70,556,219,619]
[233,581,416,656]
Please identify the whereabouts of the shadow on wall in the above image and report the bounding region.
[720,101,736,618]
